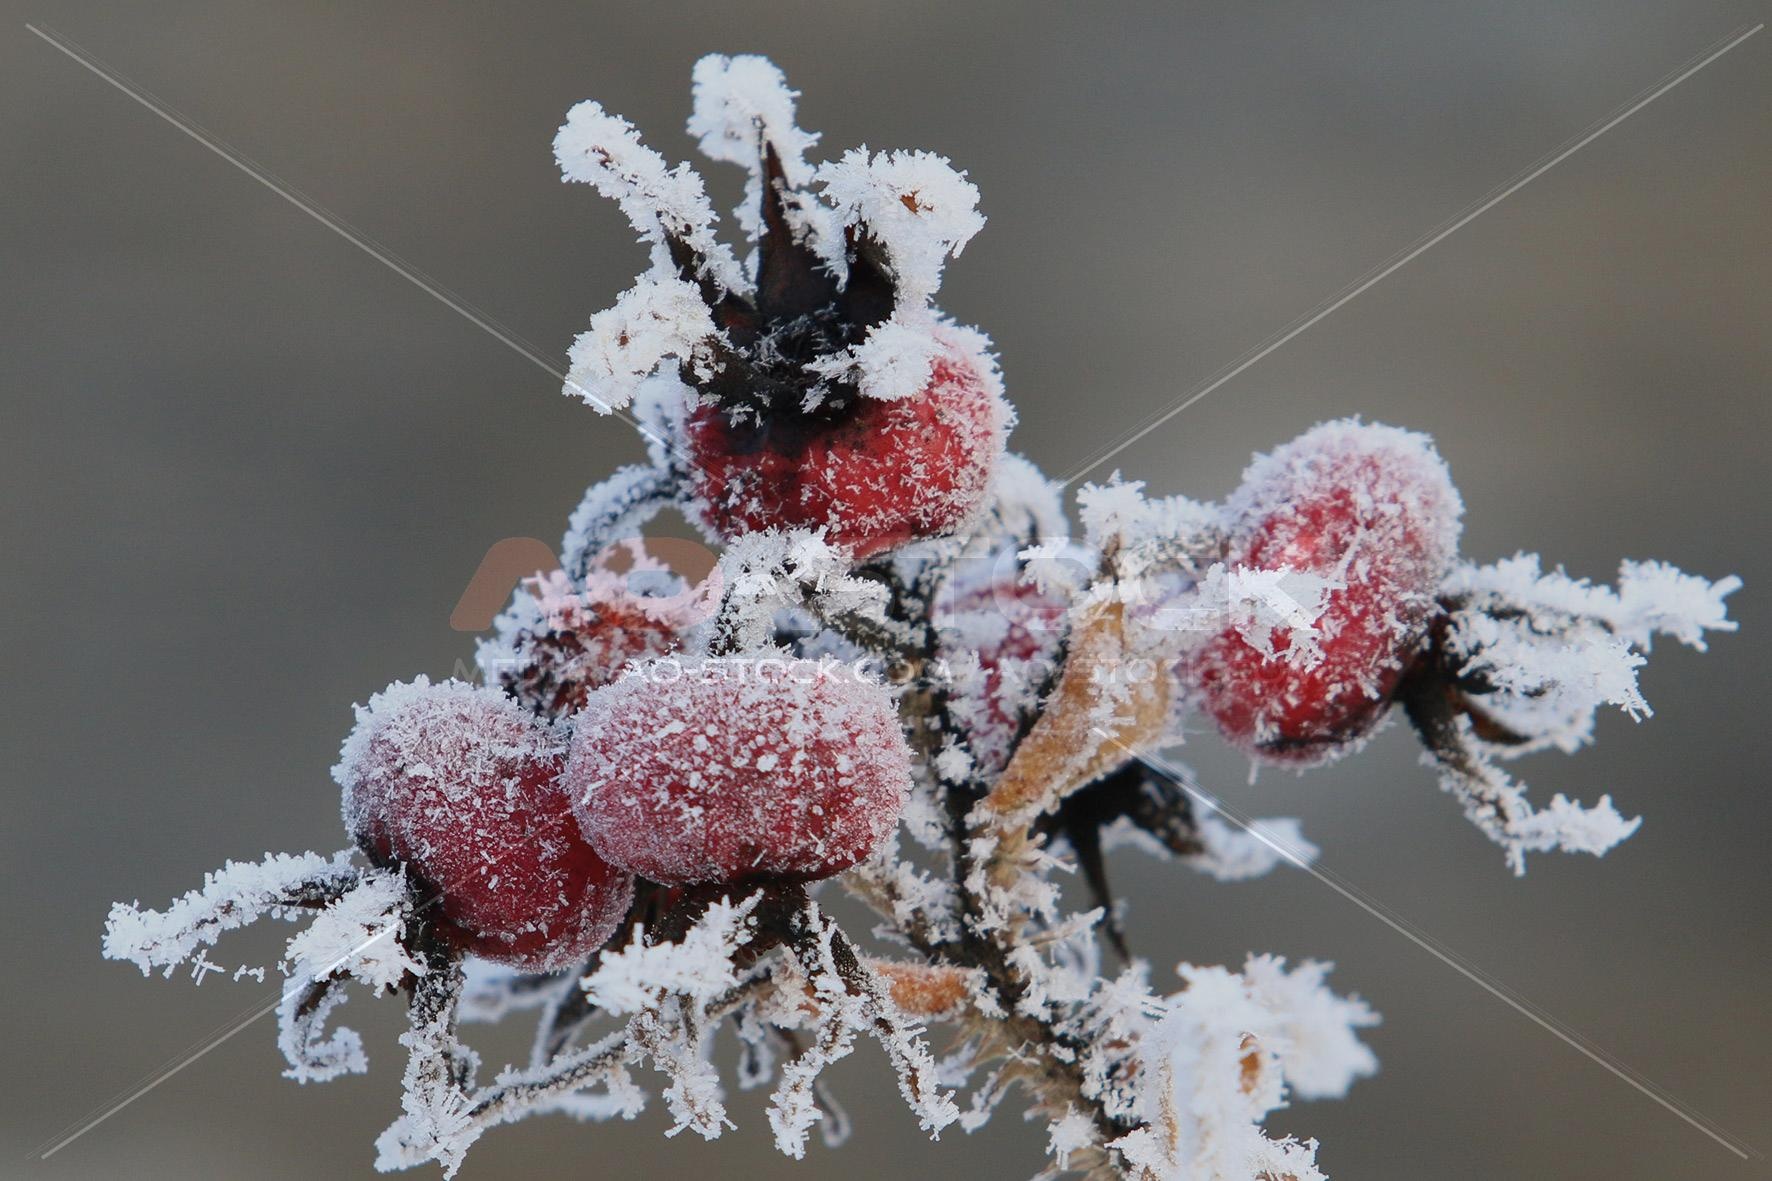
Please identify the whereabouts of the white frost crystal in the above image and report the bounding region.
[563,275,722,413]
[284,871,421,996]
[1430,551,1737,871]
[553,100,741,289]
[817,147,984,305]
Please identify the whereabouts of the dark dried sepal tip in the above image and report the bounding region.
[755,142,839,322]
[291,973,342,1020]
[1255,732,1361,760]
[1426,594,1584,737]
[502,638,587,721]
[663,234,755,337]
[1412,609,1537,748]
[676,131,902,420]
[1396,641,1516,791]
[835,225,896,333]
[1039,763,1207,960]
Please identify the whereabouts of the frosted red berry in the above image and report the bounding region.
[935,562,1069,775]
[601,106,1007,558]
[490,558,704,719]
[565,658,913,884]
[1182,420,1462,763]
[334,678,633,970]
[685,338,1005,558]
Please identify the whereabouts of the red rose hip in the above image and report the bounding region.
[565,657,913,884]
[555,80,1010,559]
[684,335,1006,558]
[334,677,633,970]
[934,557,1070,775]
[1183,420,1463,763]
[482,543,709,719]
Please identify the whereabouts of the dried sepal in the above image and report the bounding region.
[563,274,727,413]
[1403,677,1642,875]
[278,976,364,1083]
[978,599,1170,833]
[780,893,961,1139]
[688,52,836,269]
[1399,551,1736,872]
[867,959,978,1021]
[553,99,743,293]
[558,463,676,584]
[817,148,984,306]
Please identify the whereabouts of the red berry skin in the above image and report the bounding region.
[936,568,1069,776]
[496,571,691,719]
[1183,421,1462,764]
[335,679,633,971]
[508,602,680,717]
[682,340,1008,558]
[565,659,913,885]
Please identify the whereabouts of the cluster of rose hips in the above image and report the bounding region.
[332,86,1616,962]
[322,41,1727,1026]
[340,407,1467,971]
[106,52,1734,1178]
[338,659,913,971]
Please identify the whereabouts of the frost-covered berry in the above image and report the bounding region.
[935,560,1069,775]
[479,543,710,719]
[334,678,633,970]
[685,336,1005,558]
[565,657,913,884]
[551,54,1010,558]
[1182,420,1463,764]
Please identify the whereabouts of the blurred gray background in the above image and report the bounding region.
[5,2,1769,1178]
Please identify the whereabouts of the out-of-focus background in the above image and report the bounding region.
[5,2,1768,1178]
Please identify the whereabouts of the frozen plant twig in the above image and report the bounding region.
[104,849,359,977]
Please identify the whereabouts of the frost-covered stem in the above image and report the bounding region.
[104,849,362,976]
[928,691,1150,1167]
[837,858,959,958]
[485,973,775,1133]
[375,937,478,1174]
[475,1030,631,1125]
[855,772,1145,1163]
[391,933,778,1166]
[800,554,1150,1162]
[830,561,942,664]
[813,598,930,676]
[770,886,955,1131]
[529,901,645,1065]
[944,863,1143,1161]
[1397,663,1534,861]
[562,463,676,583]
[530,968,596,1066]
[413,937,476,1087]
[770,1025,855,1147]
